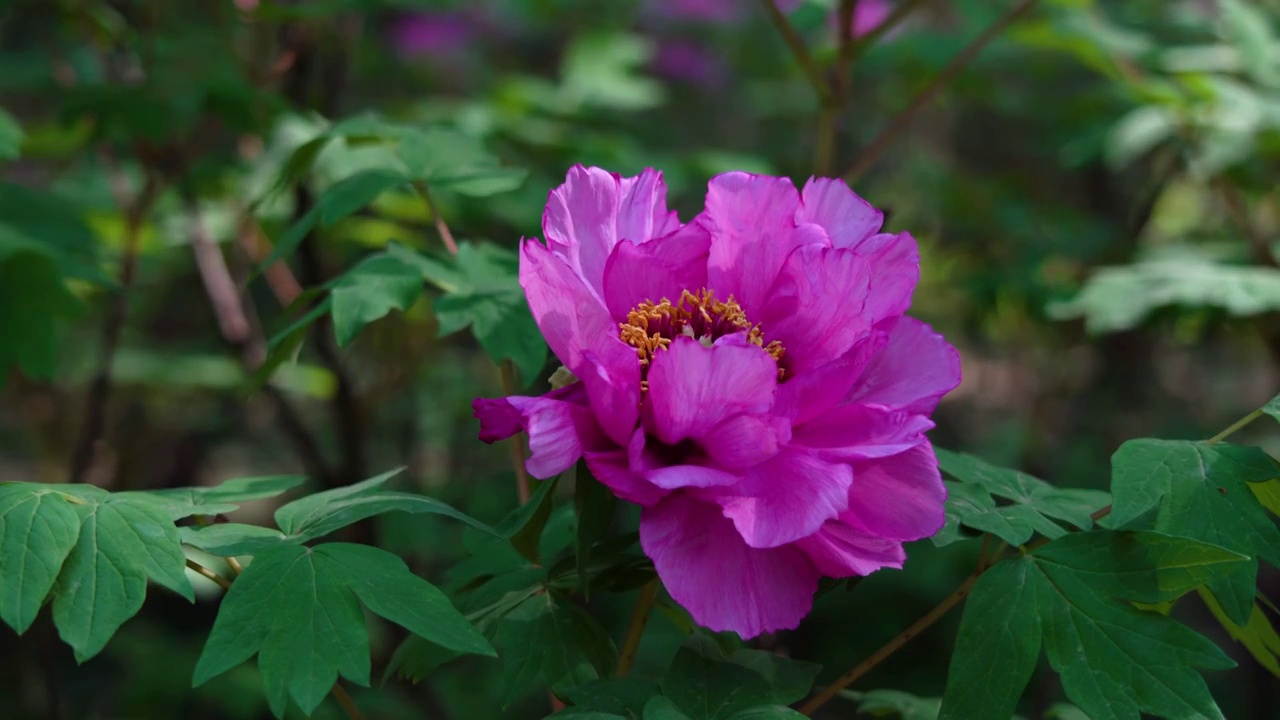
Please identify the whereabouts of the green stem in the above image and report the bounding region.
[1207,408,1264,445]
[616,579,661,677]
[413,181,459,255]
[186,559,232,591]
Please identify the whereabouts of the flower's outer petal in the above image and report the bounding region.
[519,239,615,371]
[702,172,827,315]
[854,231,919,324]
[704,448,853,549]
[701,414,790,469]
[796,177,883,249]
[776,327,889,425]
[601,223,712,321]
[640,494,820,639]
[473,385,604,479]
[761,246,873,374]
[626,428,741,490]
[790,403,933,461]
[584,444,669,508]
[844,441,947,542]
[579,340,643,446]
[848,316,962,414]
[644,336,777,446]
[796,515,906,577]
[543,166,679,298]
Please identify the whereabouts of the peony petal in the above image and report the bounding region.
[579,340,643,446]
[761,246,873,374]
[844,441,947,542]
[640,494,820,639]
[473,385,603,479]
[643,336,778,446]
[626,423,742,490]
[519,239,615,372]
[796,177,883,249]
[775,328,889,425]
[700,414,790,469]
[702,172,828,316]
[848,316,962,414]
[853,231,919,324]
[796,516,906,577]
[543,166,679,299]
[601,223,712,321]
[790,403,933,461]
[584,445,669,508]
[704,448,853,549]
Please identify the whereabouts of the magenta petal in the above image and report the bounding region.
[776,329,889,425]
[762,246,873,374]
[543,166,679,299]
[579,340,643,446]
[797,516,906,577]
[644,336,777,446]
[584,446,669,507]
[473,386,603,479]
[790,403,933,461]
[796,177,883,249]
[640,494,820,639]
[474,397,522,443]
[601,223,711,321]
[701,414,789,469]
[519,239,615,372]
[854,231,920,324]
[628,420,742,489]
[845,441,947,542]
[849,317,962,414]
[707,449,853,549]
[703,172,828,315]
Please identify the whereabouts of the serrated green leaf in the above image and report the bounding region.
[934,449,1110,546]
[52,495,192,661]
[0,107,24,160]
[123,475,304,520]
[940,530,1240,720]
[0,484,86,633]
[662,635,820,720]
[1110,439,1280,625]
[498,592,618,706]
[194,542,488,717]
[327,252,425,347]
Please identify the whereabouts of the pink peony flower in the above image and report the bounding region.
[474,166,961,638]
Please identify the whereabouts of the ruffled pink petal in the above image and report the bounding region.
[702,448,853,549]
[796,515,907,577]
[627,418,743,490]
[643,336,777,446]
[601,223,712,321]
[473,385,603,479]
[519,239,615,372]
[583,446,669,508]
[700,414,790,469]
[848,317,962,414]
[702,172,828,316]
[790,403,933,461]
[844,441,947,542]
[640,494,820,639]
[853,231,920,324]
[542,166,679,299]
[579,339,643,446]
[761,246,873,374]
[796,177,883,249]
[776,327,889,425]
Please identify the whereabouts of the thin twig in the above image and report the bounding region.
[186,559,233,591]
[760,0,833,104]
[798,572,980,715]
[225,556,244,575]
[330,683,366,720]
[844,0,1039,183]
[69,171,161,483]
[413,181,459,255]
[616,580,661,677]
[500,360,532,504]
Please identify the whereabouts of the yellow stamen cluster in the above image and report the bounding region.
[619,289,784,390]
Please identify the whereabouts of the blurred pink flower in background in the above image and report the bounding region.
[390,12,475,60]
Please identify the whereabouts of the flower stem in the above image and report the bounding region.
[760,0,833,104]
[413,181,459,256]
[330,683,366,720]
[186,559,232,591]
[616,579,661,677]
[798,572,980,715]
[843,0,1040,183]
[1207,408,1265,445]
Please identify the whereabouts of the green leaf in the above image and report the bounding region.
[327,252,425,347]
[51,492,193,661]
[0,107,24,160]
[934,448,1110,546]
[723,708,807,720]
[561,678,662,719]
[1110,439,1280,624]
[1220,0,1280,88]
[1198,586,1280,677]
[398,128,526,196]
[561,33,666,111]
[123,475,304,520]
[575,463,615,596]
[500,474,561,564]
[0,251,84,381]
[840,689,941,719]
[1263,393,1280,429]
[644,696,693,720]
[194,542,490,717]
[0,182,106,285]
[498,592,618,706]
[180,523,290,556]
[940,531,1242,720]
[0,484,85,633]
[662,635,820,719]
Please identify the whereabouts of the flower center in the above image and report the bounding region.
[619,288,785,387]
